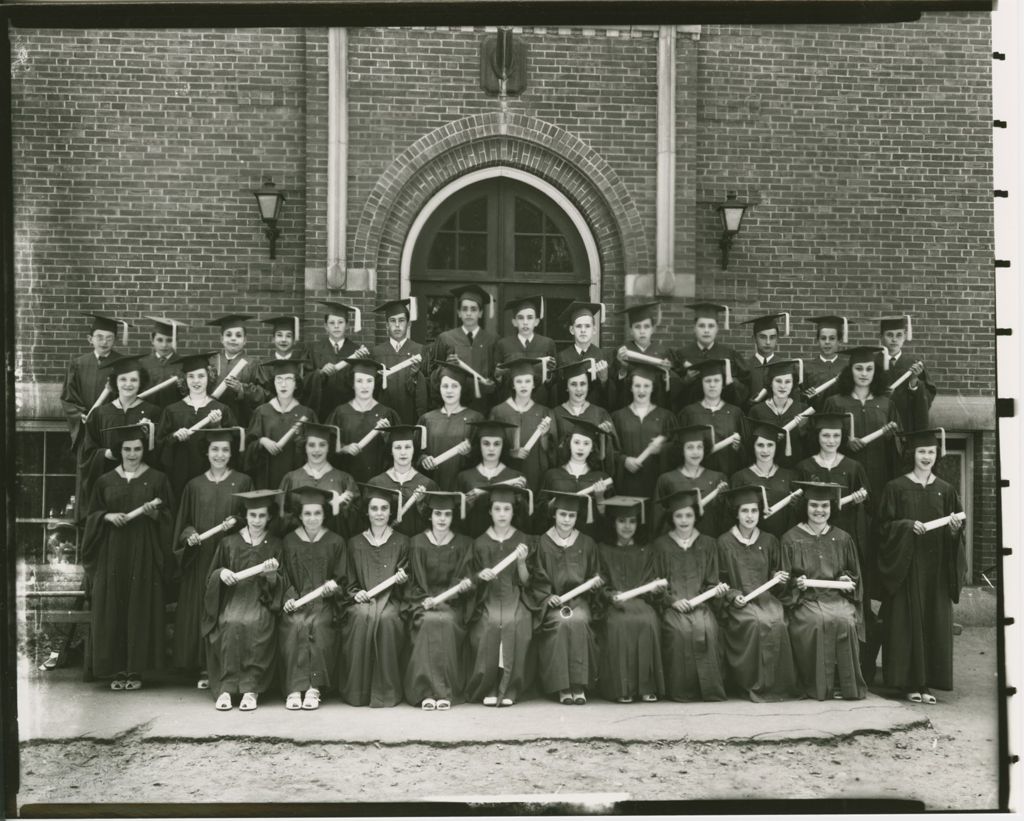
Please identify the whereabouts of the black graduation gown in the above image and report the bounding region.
[417,406,485,493]
[613,340,680,409]
[611,404,675,500]
[157,398,237,500]
[325,401,401,485]
[676,400,747,477]
[652,467,729,538]
[495,333,559,407]
[730,465,798,540]
[885,353,935,432]
[434,326,499,415]
[366,469,440,538]
[139,353,183,409]
[802,354,847,411]
[539,465,613,540]
[488,399,556,494]
[306,337,364,420]
[208,351,267,429]
[373,338,429,426]
[675,341,748,408]
[61,351,122,450]
[551,402,620,477]
[455,464,530,538]
[244,401,318,491]
[748,398,814,469]
[554,344,617,410]
[278,465,361,540]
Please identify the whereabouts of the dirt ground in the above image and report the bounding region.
[14,626,1002,813]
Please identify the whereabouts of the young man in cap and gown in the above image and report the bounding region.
[139,316,186,409]
[736,312,789,412]
[553,301,616,410]
[371,298,429,426]
[255,315,310,393]
[802,315,849,411]
[675,301,748,408]
[206,314,267,429]
[879,314,935,432]
[434,285,500,415]
[306,301,368,420]
[613,301,679,410]
[494,294,558,407]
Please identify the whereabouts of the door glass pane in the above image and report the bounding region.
[545,236,572,272]
[427,233,456,270]
[17,430,43,474]
[421,294,457,344]
[46,431,77,475]
[514,236,543,273]
[458,234,488,271]
[515,198,543,233]
[460,197,487,232]
[17,475,44,519]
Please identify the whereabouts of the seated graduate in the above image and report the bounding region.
[371,298,429,426]
[552,358,620,477]
[494,295,559,408]
[747,358,814,469]
[596,496,664,704]
[676,357,746,479]
[877,429,967,705]
[417,362,485,493]
[402,491,475,711]
[172,427,252,689]
[277,421,359,539]
[651,488,729,702]
[488,356,556,493]
[338,484,409,708]
[879,313,935,433]
[528,491,602,706]
[652,424,729,538]
[203,489,285,713]
[462,485,535,707]
[730,419,798,541]
[279,486,348,712]
[802,314,849,411]
[325,358,400,485]
[455,419,529,538]
[716,485,798,702]
[779,481,866,701]
[368,424,438,538]
[205,314,267,429]
[157,350,235,501]
[611,363,676,501]
[82,423,174,692]
[539,416,614,540]
[553,301,616,410]
[244,358,317,491]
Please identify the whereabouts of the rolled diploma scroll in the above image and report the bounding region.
[275,415,309,449]
[430,578,473,608]
[699,483,725,509]
[858,421,898,445]
[622,349,672,369]
[397,488,426,522]
[195,516,237,543]
[483,545,528,578]
[711,432,741,454]
[803,578,855,592]
[558,575,604,605]
[518,419,549,455]
[455,357,490,399]
[763,488,803,519]
[233,557,280,582]
[431,439,471,468]
[292,580,337,610]
[86,385,113,417]
[887,368,915,392]
[805,375,838,398]
[122,498,163,522]
[921,511,966,532]
[210,358,249,399]
[750,388,768,404]
[612,578,668,604]
[138,375,179,400]
[782,407,816,433]
[840,489,865,507]
[577,477,613,497]
[365,569,405,600]
[739,574,783,604]
[186,414,219,434]
[355,422,387,451]
[683,583,728,609]
[381,354,422,390]
[634,435,667,467]
[333,345,370,368]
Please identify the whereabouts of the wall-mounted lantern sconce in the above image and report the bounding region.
[480,28,527,96]
[253,177,286,259]
[716,191,749,270]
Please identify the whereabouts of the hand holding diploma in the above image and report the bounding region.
[225,557,279,586]
[381,354,422,389]
[612,578,668,604]
[286,579,340,612]
[188,516,238,547]
[676,581,729,612]
[631,435,667,469]
[423,577,474,610]
[735,571,788,606]
[478,543,529,582]
[515,416,551,458]
[110,498,163,527]
[796,574,855,593]
[341,418,392,455]
[424,439,472,470]
[840,488,868,508]
[711,432,741,454]
[782,407,815,432]
[913,511,966,535]
[764,488,803,519]
[886,367,917,393]
[138,375,179,400]
[322,345,369,375]
[85,386,113,419]
[804,375,838,399]
[211,358,249,399]
[355,567,409,603]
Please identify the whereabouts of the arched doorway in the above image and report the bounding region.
[407,177,594,346]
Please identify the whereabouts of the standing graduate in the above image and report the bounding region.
[651,488,729,702]
[463,485,535,706]
[611,364,676,501]
[553,301,615,410]
[157,350,234,500]
[802,315,849,411]
[434,284,500,415]
[877,429,967,704]
[552,359,620,477]
[675,301,747,408]
[596,496,664,703]
[206,315,267,429]
[730,419,798,540]
[339,484,410,707]
[402,491,475,710]
[455,419,529,538]
[254,316,309,394]
[372,298,429,426]
[278,422,359,539]
[368,424,439,538]
[417,363,484,493]
[244,359,318,491]
[325,358,400,484]
[171,427,251,688]
[539,416,613,540]
[138,316,186,409]
[612,302,678,409]
[652,424,729,538]
[306,301,369,420]
[488,356,556,493]
[736,312,789,411]
[82,423,174,691]
[716,485,798,702]
[779,482,867,701]
[203,489,285,712]
[676,358,746,478]
[748,358,814,469]
[494,295,558,407]
[879,314,935,432]
[528,491,602,705]
[278,487,348,711]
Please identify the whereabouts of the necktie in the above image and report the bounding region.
[467,330,475,345]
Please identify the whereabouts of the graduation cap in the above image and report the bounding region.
[747,418,787,445]
[690,357,733,386]
[687,301,731,330]
[99,353,147,377]
[386,424,427,450]
[503,355,549,385]
[319,301,362,334]
[505,294,546,321]
[625,362,669,388]
[174,350,219,374]
[262,315,300,341]
[810,314,849,344]
[880,314,913,341]
[558,301,607,328]
[556,359,600,383]
[723,484,769,513]
[602,495,647,525]
[450,284,495,318]
[672,423,715,449]
[233,488,284,512]
[202,426,246,452]
[559,416,608,460]
[145,315,186,348]
[433,361,470,390]
[655,487,703,516]
[299,421,342,452]
[542,489,594,524]
[791,481,844,505]
[898,427,947,458]
[466,419,518,439]
[739,312,790,337]
[843,345,888,369]
[102,423,152,451]
[86,313,129,345]
[207,315,253,332]
[811,411,852,435]
[358,482,403,515]
[344,357,384,378]
[764,358,804,386]
[483,484,534,516]
[420,490,468,519]
[288,485,334,511]
[619,301,662,327]
[260,358,305,379]
[374,297,419,323]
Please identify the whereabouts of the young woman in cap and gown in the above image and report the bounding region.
[595,496,664,704]
[325,358,401,485]
[730,419,799,541]
[747,358,814,469]
[157,350,236,500]
[877,429,967,704]
[339,484,409,707]
[434,285,500,415]
[553,301,616,411]
[278,487,348,711]
[203,489,285,712]
[372,298,429,426]
[82,424,175,691]
[462,485,535,706]
[402,491,475,710]
[539,416,614,540]
[277,422,360,539]
[879,314,935,433]
[802,315,849,412]
[652,424,730,538]
[139,316,186,409]
[455,419,529,538]
[552,358,620,477]
[488,356,557,493]
[244,358,318,491]
[417,363,485,493]
[494,295,559,408]
[206,315,267,429]
[306,302,367,420]
[779,482,867,701]
[80,355,163,517]
[528,491,602,705]
[676,358,747,479]
[368,425,439,538]
[651,488,729,702]
[171,427,252,688]
[716,485,798,702]
[611,363,676,501]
